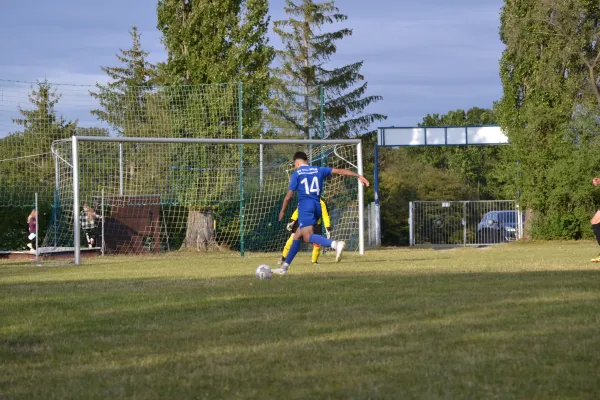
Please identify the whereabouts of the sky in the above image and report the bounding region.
[0,0,505,136]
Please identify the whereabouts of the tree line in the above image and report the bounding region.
[0,0,386,250]
[375,0,600,245]
[2,0,599,248]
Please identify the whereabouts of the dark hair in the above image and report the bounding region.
[293,151,308,162]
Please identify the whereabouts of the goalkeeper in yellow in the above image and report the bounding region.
[279,199,331,265]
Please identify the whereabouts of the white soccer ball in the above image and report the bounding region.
[255,264,272,280]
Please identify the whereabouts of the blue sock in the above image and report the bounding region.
[285,239,302,265]
[310,234,332,248]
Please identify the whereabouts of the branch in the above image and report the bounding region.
[587,64,600,109]
[593,38,600,66]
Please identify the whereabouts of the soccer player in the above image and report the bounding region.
[274,151,369,276]
[591,177,600,261]
[279,198,332,266]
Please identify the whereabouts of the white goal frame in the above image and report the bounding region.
[70,136,365,265]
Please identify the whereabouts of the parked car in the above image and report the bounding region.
[477,210,523,244]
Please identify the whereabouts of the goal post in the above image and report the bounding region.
[58,136,365,265]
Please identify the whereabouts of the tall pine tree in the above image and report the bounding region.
[272,0,386,139]
[10,80,77,199]
[90,26,155,136]
[13,80,77,152]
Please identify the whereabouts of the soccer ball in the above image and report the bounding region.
[255,264,272,280]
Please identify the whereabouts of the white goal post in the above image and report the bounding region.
[65,136,364,265]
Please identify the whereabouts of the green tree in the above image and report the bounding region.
[539,0,600,110]
[156,0,274,250]
[373,107,502,246]
[409,107,506,199]
[272,0,386,139]
[0,81,78,249]
[11,80,77,199]
[156,0,273,86]
[12,80,77,152]
[378,149,476,245]
[89,26,162,212]
[0,80,76,226]
[497,0,600,239]
[156,0,274,141]
[90,26,156,136]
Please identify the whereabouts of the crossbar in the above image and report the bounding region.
[73,136,361,145]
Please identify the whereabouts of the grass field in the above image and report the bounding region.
[2,242,600,399]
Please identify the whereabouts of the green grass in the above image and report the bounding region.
[1,242,600,399]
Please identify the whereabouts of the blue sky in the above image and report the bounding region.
[0,0,505,135]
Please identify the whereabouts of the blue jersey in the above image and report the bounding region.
[288,165,333,228]
[288,165,332,204]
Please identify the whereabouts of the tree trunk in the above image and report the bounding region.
[523,208,535,240]
[182,210,216,251]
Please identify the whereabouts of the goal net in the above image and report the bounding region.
[48,136,364,264]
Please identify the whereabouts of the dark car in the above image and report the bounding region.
[477,210,523,244]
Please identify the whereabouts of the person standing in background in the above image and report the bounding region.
[26,209,36,251]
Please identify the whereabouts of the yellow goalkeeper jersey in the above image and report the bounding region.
[290,199,331,228]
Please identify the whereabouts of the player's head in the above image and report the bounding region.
[293,151,308,169]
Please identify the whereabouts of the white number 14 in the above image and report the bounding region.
[300,177,320,195]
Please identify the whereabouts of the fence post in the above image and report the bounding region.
[101,188,105,256]
[259,143,264,189]
[119,143,124,196]
[238,81,245,257]
[54,153,59,248]
[369,202,376,246]
[463,201,467,247]
[409,201,414,246]
[516,203,523,240]
[35,192,39,263]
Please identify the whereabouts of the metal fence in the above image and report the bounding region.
[409,200,523,246]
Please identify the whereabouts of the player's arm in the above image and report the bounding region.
[332,168,370,187]
[279,190,294,221]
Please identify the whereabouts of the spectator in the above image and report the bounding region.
[81,204,99,248]
[26,210,36,251]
